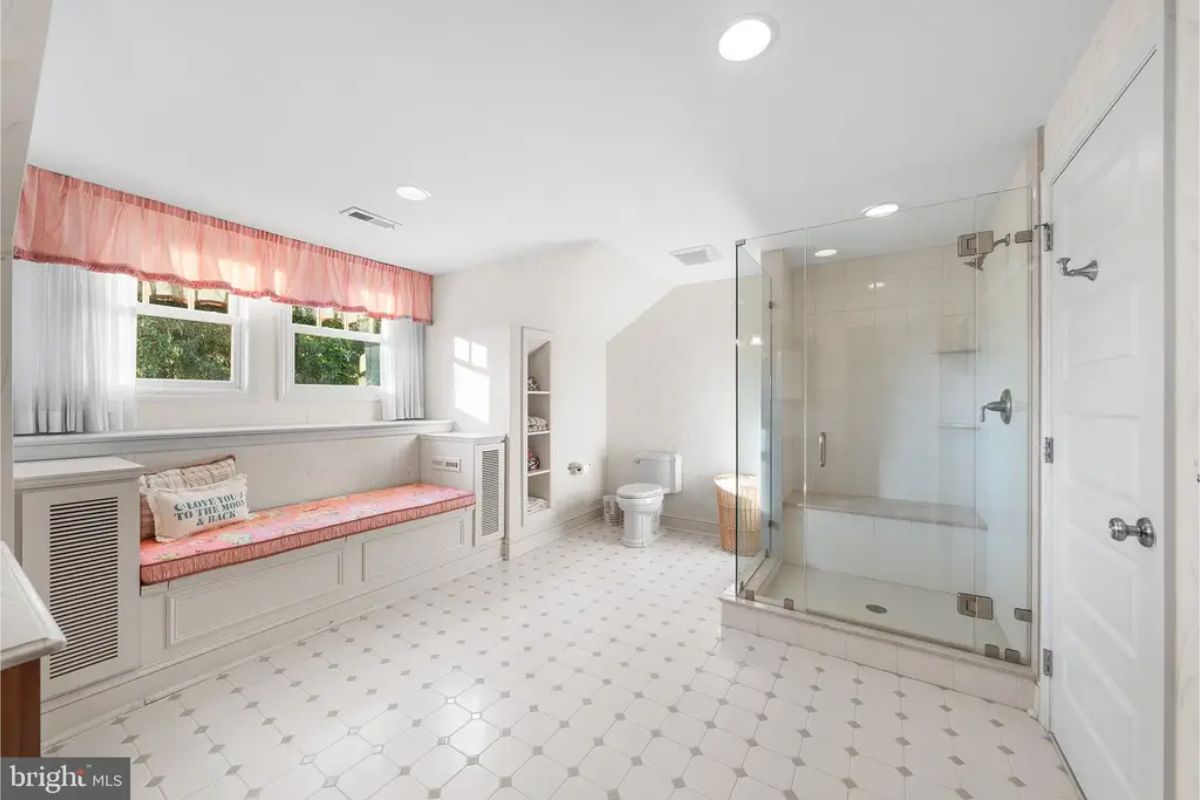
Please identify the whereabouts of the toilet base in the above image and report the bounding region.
[621,510,662,548]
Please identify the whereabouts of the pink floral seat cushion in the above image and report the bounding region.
[139,483,475,585]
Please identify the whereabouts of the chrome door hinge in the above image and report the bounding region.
[1042,648,1053,677]
[957,593,994,620]
[1036,222,1054,252]
[1043,437,1054,463]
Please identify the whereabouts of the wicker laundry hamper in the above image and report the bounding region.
[714,473,761,554]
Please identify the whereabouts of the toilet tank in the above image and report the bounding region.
[633,451,683,494]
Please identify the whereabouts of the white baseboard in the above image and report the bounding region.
[505,506,602,560]
[42,542,502,743]
[660,515,719,537]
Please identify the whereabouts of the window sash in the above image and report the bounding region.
[280,308,383,397]
[136,295,246,393]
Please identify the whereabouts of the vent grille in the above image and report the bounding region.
[339,206,401,230]
[669,244,721,266]
[480,448,501,537]
[46,497,121,679]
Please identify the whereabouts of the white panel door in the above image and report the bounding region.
[1046,52,1164,800]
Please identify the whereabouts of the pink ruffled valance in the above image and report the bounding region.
[13,166,432,323]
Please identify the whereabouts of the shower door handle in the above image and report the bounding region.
[818,432,827,467]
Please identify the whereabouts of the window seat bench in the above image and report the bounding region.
[139,483,476,585]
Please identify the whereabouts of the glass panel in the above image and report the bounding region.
[798,199,982,648]
[971,186,1033,663]
[294,333,381,386]
[137,316,233,381]
[734,245,770,594]
[292,305,381,335]
[734,191,1035,658]
[138,280,229,314]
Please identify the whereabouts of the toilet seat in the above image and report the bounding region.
[617,482,663,500]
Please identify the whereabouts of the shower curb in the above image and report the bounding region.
[719,587,1037,711]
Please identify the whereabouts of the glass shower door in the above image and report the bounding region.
[734,245,771,594]
[970,186,1034,663]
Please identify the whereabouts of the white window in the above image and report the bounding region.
[135,281,247,393]
[281,305,383,396]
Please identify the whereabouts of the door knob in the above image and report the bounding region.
[1109,517,1155,548]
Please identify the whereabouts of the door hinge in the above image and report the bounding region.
[1043,437,1054,463]
[956,593,995,620]
[1036,222,1054,251]
[1042,648,1053,677]
[767,300,776,309]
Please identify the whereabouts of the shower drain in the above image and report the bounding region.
[865,603,888,614]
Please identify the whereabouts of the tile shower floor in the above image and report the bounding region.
[50,523,1079,800]
[761,565,1013,654]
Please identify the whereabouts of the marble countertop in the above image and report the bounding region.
[1,542,66,670]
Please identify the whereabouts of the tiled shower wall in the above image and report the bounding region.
[797,245,977,508]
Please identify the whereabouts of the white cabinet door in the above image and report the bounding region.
[1046,51,1164,800]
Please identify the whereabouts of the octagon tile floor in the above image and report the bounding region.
[50,523,1080,800]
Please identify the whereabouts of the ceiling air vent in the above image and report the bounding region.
[339,206,401,231]
[670,244,721,266]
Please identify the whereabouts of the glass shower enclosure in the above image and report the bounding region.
[734,188,1035,664]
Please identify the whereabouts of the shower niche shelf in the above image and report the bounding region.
[522,327,553,521]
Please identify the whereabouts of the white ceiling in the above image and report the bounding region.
[28,0,1108,284]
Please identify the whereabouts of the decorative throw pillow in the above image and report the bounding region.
[138,456,237,539]
[143,474,251,542]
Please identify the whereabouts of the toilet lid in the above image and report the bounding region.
[617,483,662,499]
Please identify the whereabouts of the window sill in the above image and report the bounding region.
[13,419,454,461]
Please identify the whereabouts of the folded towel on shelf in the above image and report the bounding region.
[526,496,549,513]
[527,416,549,432]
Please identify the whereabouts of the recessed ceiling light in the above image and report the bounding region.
[718,15,776,62]
[814,248,838,258]
[395,185,431,202]
[862,202,899,218]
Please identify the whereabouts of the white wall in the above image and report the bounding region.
[135,299,384,430]
[1169,3,1199,797]
[1,0,54,551]
[800,245,977,508]
[427,241,671,548]
[606,279,734,529]
[1044,0,1162,159]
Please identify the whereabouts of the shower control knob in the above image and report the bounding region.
[1109,517,1155,548]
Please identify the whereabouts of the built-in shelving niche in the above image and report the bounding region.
[522,328,553,522]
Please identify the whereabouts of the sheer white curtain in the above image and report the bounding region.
[381,318,425,420]
[12,261,138,433]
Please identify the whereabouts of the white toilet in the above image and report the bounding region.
[616,451,682,548]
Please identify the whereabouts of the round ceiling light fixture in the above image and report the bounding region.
[862,202,900,219]
[814,248,838,258]
[718,15,777,62]
[395,185,431,202]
